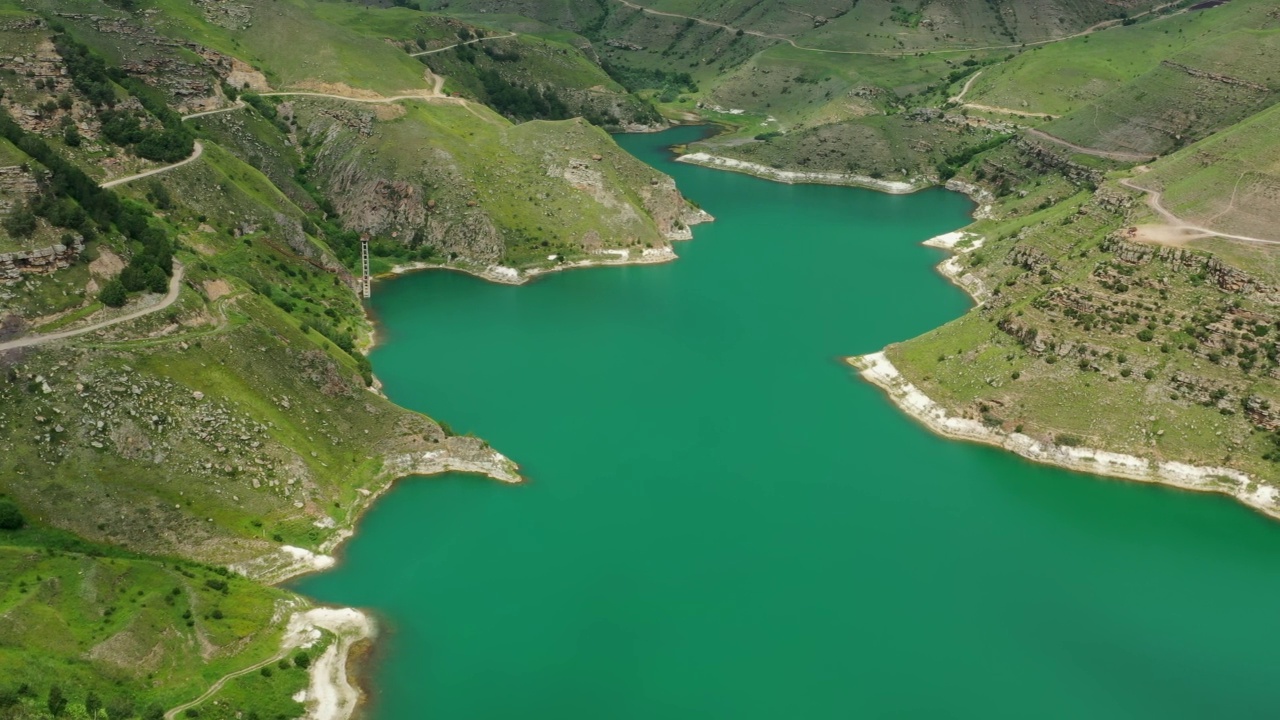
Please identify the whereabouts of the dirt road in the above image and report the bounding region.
[0,261,186,352]
[100,141,204,189]
[164,649,287,720]
[1026,129,1155,161]
[409,31,517,56]
[1120,178,1280,246]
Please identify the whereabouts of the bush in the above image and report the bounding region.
[294,652,311,669]
[99,279,128,308]
[0,499,26,530]
[2,204,37,238]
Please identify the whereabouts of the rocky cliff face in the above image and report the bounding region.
[298,103,698,267]
[319,146,507,263]
[0,239,83,283]
[637,174,701,241]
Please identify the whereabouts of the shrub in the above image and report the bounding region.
[99,279,128,308]
[0,498,26,530]
[2,204,37,238]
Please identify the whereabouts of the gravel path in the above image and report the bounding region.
[0,262,186,352]
[1120,178,1280,246]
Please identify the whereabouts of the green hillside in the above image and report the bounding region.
[1129,101,1280,240]
[0,0,1276,716]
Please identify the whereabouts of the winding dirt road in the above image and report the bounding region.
[1120,178,1279,246]
[0,261,186,352]
[949,70,984,104]
[100,141,204,189]
[965,102,1055,119]
[1026,128,1155,162]
[409,31,517,57]
[98,102,248,188]
[93,78,475,195]
[181,100,248,121]
[163,649,288,720]
[950,75,1055,117]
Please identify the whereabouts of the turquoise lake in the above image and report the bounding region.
[295,126,1280,719]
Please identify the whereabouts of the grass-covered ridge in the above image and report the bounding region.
[880,127,1279,487]
[1,0,1277,714]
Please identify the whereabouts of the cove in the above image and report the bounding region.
[295,126,1280,719]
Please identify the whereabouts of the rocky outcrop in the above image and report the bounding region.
[1161,61,1268,92]
[1245,396,1280,431]
[0,239,83,283]
[0,165,38,216]
[1102,236,1277,299]
[1015,139,1104,187]
[638,174,710,241]
[1006,245,1051,272]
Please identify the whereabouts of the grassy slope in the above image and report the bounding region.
[415,31,661,126]
[964,0,1275,117]
[0,8,474,712]
[884,132,1279,480]
[0,541,307,718]
[0,140,448,720]
[1132,101,1280,240]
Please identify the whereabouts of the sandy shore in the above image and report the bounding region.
[676,152,925,193]
[284,607,376,720]
[848,351,1279,519]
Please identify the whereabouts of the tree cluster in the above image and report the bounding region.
[0,497,23,530]
[936,134,1012,180]
[0,109,173,303]
[599,62,697,94]
[53,35,194,163]
[476,69,570,122]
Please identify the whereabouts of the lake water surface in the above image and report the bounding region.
[296,126,1280,719]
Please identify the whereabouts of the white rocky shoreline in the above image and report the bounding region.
[672,153,1003,219]
[676,152,925,193]
[384,245,681,287]
[847,226,1278,521]
[923,230,990,303]
[282,607,376,720]
[848,351,1279,520]
[378,207,713,287]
